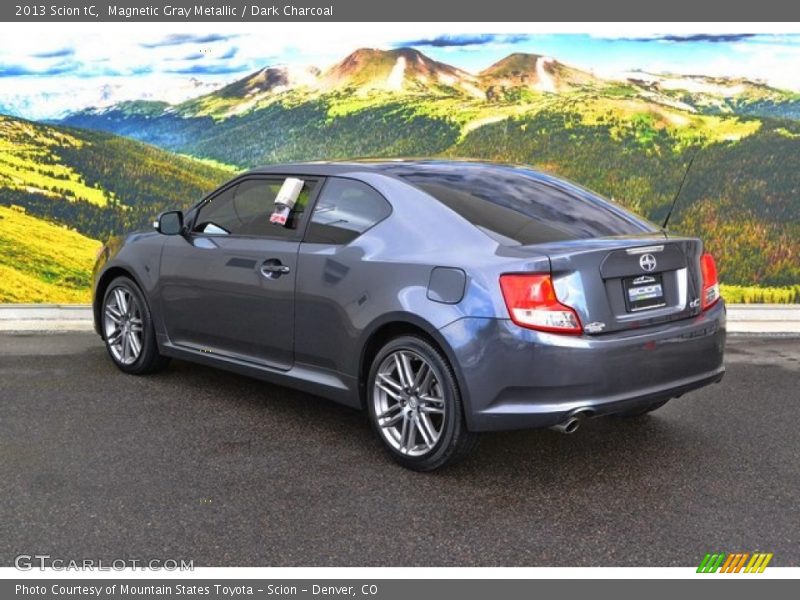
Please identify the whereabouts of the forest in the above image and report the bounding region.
[3,48,800,302]
[59,94,800,288]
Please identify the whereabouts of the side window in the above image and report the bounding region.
[304,179,391,245]
[193,183,238,235]
[193,178,315,237]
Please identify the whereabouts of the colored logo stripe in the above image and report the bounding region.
[697,552,773,573]
[720,553,749,573]
[697,553,726,573]
[745,553,773,573]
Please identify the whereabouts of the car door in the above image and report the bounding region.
[294,177,393,374]
[158,175,318,370]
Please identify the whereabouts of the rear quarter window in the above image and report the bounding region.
[304,178,391,245]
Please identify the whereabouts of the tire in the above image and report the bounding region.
[366,335,478,471]
[613,398,670,418]
[101,276,170,375]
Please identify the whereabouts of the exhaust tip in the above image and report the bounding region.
[549,409,593,434]
[549,416,582,434]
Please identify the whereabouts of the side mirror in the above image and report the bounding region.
[154,210,184,235]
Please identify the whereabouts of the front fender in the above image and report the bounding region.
[92,232,166,335]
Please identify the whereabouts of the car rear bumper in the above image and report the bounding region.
[439,300,726,432]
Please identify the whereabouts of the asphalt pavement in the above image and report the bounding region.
[0,333,798,567]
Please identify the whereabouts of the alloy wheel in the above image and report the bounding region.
[103,286,144,366]
[373,350,446,457]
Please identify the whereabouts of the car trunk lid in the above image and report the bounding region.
[523,234,704,334]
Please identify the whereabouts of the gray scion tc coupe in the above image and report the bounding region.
[93,160,726,471]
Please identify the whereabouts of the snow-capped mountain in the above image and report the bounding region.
[0,76,224,120]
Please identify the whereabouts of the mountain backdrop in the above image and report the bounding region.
[0,114,230,301]
[2,47,800,302]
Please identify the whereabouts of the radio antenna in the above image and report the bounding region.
[662,146,700,231]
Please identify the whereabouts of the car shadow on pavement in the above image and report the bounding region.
[153,356,711,485]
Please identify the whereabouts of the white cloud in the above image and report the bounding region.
[3,24,800,118]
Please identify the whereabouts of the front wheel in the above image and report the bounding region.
[366,335,478,471]
[101,276,170,375]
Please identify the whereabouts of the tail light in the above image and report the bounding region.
[700,252,720,310]
[499,273,582,334]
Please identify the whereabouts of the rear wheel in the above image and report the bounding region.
[367,335,478,471]
[614,398,670,418]
[102,276,170,375]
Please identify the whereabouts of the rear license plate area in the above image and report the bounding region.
[624,274,666,312]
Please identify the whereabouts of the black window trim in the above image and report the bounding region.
[186,174,326,242]
[301,175,393,246]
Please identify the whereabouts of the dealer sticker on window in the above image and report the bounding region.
[270,177,305,226]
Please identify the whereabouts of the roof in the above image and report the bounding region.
[244,160,602,203]
[244,159,553,181]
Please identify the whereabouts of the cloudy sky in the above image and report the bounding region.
[2,23,800,119]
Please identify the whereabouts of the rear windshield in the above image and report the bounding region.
[389,164,655,245]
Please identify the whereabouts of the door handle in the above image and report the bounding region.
[260,260,291,278]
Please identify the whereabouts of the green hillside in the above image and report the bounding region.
[453,107,800,286]
[59,47,800,289]
[0,114,232,302]
[0,114,231,239]
[0,205,99,303]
